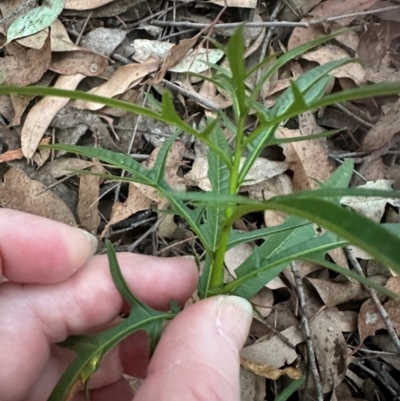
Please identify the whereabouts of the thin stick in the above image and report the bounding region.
[256,0,283,84]
[127,217,164,252]
[291,262,324,401]
[151,5,400,30]
[346,247,400,355]
[161,79,220,111]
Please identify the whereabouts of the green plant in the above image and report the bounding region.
[2,27,400,400]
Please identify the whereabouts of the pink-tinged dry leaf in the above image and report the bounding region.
[74,60,161,111]
[0,148,24,163]
[77,162,104,234]
[241,325,303,380]
[0,35,51,86]
[102,183,153,237]
[21,73,85,159]
[358,277,400,343]
[0,168,76,226]
[152,34,200,84]
[361,98,400,151]
[50,51,109,76]
[302,45,366,86]
[65,0,117,9]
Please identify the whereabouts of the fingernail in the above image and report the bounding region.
[77,228,98,255]
[216,296,253,348]
[182,255,195,260]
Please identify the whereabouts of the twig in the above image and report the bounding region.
[127,217,164,252]
[351,360,400,399]
[0,0,36,25]
[346,247,400,355]
[256,0,283,84]
[150,5,400,30]
[75,11,92,46]
[333,103,374,129]
[291,262,324,401]
[160,79,220,111]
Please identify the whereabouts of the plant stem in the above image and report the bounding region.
[208,116,246,293]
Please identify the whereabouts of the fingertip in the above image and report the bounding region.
[134,295,252,401]
[0,209,98,283]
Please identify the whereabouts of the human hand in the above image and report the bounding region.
[0,209,252,401]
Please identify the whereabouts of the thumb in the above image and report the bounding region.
[135,295,252,401]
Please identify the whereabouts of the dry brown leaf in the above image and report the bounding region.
[50,51,109,76]
[310,0,379,25]
[74,60,161,111]
[310,309,348,392]
[361,98,400,151]
[50,19,82,52]
[307,278,370,307]
[152,34,200,83]
[77,162,104,234]
[185,156,287,191]
[240,368,266,401]
[10,93,32,126]
[0,35,51,86]
[65,0,117,9]
[250,287,274,318]
[101,183,153,237]
[241,325,303,380]
[358,277,400,343]
[17,29,48,49]
[302,45,366,85]
[357,21,390,70]
[21,74,85,159]
[276,126,333,190]
[40,158,94,178]
[0,168,76,226]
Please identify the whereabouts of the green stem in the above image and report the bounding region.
[208,116,246,293]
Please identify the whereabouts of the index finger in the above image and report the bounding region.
[0,208,98,284]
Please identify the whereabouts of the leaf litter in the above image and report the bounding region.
[1,0,400,400]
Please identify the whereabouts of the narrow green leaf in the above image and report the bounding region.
[106,240,142,306]
[227,26,246,116]
[258,196,400,274]
[227,218,311,249]
[269,128,343,146]
[224,231,346,298]
[198,252,213,299]
[201,125,231,251]
[249,28,353,103]
[242,59,355,183]
[48,245,175,401]
[41,143,209,249]
[274,376,306,401]
[150,130,181,184]
[323,159,354,189]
